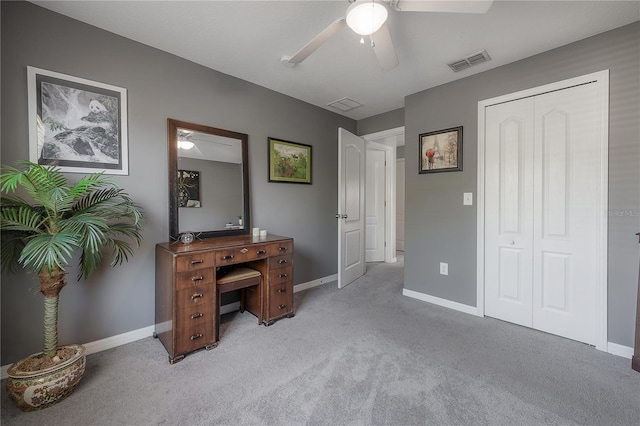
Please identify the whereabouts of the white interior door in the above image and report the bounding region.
[396,159,405,252]
[338,128,366,288]
[531,84,602,344]
[365,149,386,262]
[484,82,604,346]
[484,97,535,327]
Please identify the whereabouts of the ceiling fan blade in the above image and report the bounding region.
[370,23,399,71]
[287,18,346,64]
[394,0,493,14]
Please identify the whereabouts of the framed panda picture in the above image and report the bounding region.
[27,66,129,175]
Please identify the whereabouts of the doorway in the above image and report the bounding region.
[362,126,404,264]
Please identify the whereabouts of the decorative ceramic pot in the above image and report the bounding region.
[6,344,86,411]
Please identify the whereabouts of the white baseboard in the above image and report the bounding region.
[607,342,634,359]
[402,288,482,317]
[294,274,337,293]
[1,274,337,379]
[1,325,156,380]
[402,289,636,361]
[82,325,155,356]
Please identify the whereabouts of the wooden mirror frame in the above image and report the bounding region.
[168,118,250,240]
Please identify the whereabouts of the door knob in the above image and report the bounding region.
[342,214,348,219]
[509,240,515,245]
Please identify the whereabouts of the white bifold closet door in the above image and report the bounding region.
[484,82,602,346]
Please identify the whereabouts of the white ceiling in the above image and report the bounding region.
[31,1,640,120]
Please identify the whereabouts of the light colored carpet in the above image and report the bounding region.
[2,256,639,425]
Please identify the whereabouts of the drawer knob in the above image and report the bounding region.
[191,293,203,300]
[192,276,203,282]
[278,288,286,293]
[278,304,286,310]
[278,259,288,264]
[279,273,288,278]
[257,250,266,255]
[190,259,204,265]
[190,333,203,340]
[222,255,234,260]
[191,312,203,319]
[279,247,288,252]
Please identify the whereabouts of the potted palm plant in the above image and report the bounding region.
[0,161,143,411]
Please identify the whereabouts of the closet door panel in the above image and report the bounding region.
[532,83,601,345]
[484,97,535,327]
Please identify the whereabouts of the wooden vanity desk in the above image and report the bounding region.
[155,234,294,363]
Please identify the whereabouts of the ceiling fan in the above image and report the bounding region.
[282,0,494,71]
[177,130,232,150]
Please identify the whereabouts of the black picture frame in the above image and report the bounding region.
[27,66,129,175]
[268,137,312,184]
[419,126,463,174]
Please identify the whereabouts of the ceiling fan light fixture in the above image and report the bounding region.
[178,140,195,150]
[346,0,388,36]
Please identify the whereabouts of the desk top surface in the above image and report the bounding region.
[157,233,293,254]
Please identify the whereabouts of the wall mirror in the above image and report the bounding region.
[168,118,249,240]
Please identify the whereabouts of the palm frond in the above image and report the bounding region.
[79,245,105,280]
[0,204,47,233]
[106,238,135,266]
[104,222,143,246]
[73,187,124,213]
[2,161,144,279]
[67,173,114,200]
[0,231,27,273]
[59,213,108,254]
[18,231,78,274]
[0,164,28,193]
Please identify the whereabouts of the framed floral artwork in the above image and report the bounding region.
[268,137,312,184]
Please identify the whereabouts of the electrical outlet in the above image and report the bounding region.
[440,262,449,276]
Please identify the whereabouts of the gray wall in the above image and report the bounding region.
[357,108,404,135]
[1,1,355,364]
[404,22,640,347]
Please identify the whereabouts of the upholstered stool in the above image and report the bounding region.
[216,266,262,340]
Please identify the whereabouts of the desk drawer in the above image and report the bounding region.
[174,308,214,355]
[268,284,293,318]
[176,286,214,309]
[268,240,293,256]
[269,267,292,286]
[176,268,215,291]
[175,303,213,329]
[176,252,215,272]
[215,244,270,266]
[269,254,292,270]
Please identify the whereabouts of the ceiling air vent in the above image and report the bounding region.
[327,97,363,112]
[448,50,491,72]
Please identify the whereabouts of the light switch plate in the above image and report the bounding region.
[440,262,448,276]
[464,192,473,205]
